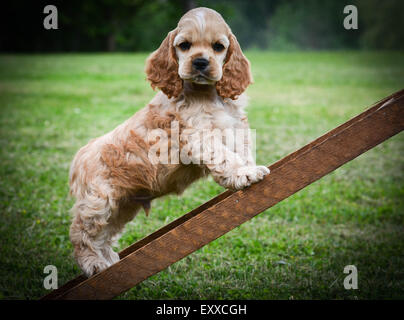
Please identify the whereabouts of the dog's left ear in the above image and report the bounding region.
[145,29,182,99]
[216,34,253,100]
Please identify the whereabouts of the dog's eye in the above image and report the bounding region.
[212,42,225,52]
[179,41,191,51]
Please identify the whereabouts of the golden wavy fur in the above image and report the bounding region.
[145,30,183,99]
[69,7,269,277]
[216,34,253,99]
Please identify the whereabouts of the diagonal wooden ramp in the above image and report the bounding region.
[42,89,404,300]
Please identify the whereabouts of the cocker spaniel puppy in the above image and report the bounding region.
[69,7,270,277]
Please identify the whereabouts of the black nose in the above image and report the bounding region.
[192,58,209,71]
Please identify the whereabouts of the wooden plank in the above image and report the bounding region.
[42,89,404,300]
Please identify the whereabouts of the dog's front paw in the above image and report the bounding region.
[77,252,115,278]
[221,165,270,190]
[103,247,120,265]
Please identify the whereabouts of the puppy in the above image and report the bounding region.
[69,7,269,277]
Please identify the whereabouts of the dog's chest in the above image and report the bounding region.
[180,100,243,131]
[212,108,241,130]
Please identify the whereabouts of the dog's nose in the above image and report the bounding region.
[192,58,209,71]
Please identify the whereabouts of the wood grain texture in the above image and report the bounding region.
[42,89,404,300]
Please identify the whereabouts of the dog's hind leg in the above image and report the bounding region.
[69,193,120,277]
[69,191,143,277]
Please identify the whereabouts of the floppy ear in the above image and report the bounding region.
[216,34,253,100]
[145,29,182,99]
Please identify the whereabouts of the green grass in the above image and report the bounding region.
[0,51,403,300]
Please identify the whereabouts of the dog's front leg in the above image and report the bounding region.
[207,148,269,190]
[186,131,269,190]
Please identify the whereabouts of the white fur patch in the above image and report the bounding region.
[194,10,206,34]
[219,35,229,48]
[181,11,206,35]
[173,34,186,47]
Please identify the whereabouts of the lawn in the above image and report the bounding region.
[0,51,403,300]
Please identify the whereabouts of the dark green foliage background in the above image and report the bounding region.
[1,0,404,52]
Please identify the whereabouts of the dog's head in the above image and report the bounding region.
[145,7,252,100]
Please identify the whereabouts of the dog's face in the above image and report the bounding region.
[173,9,229,85]
[146,7,253,100]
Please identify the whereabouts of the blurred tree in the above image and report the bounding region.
[199,0,280,49]
[60,0,184,52]
[267,0,359,50]
[357,0,404,50]
[0,0,402,52]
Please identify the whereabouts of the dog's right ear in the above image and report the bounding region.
[145,29,183,99]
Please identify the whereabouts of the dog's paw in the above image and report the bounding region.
[78,254,113,278]
[221,165,270,190]
[103,247,120,265]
